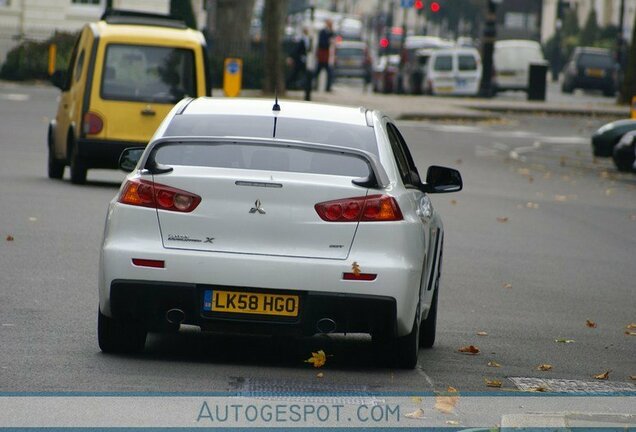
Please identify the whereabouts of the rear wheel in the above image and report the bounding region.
[98,308,147,354]
[47,132,64,179]
[395,310,420,369]
[612,141,636,172]
[419,288,438,348]
[69,139,87,184]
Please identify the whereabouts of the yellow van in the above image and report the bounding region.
[48,10,210,184]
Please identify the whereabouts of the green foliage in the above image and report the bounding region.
[562,8,580,38]
[579,8,600,46]
[0,31,78,81]
[170,0,197,29]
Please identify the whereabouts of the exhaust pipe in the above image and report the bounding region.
[316,318,337,334]
[165,308,185,325]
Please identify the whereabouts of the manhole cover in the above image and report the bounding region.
[509,377,636,393]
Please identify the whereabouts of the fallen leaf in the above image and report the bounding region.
[5,235,14,241]
[458,345,480,355]
[555,338,575,343]
[627,323,636,330]
[629,375,636,380]
[450,199,457,205]
[404,408,426,419]
[435,393,459,414]
[487,361,501,368]
[625,331,636,336]
[586,320,597,328]
[496,216,509,223]
[447,386,458,393]
[411,396,423,403]
[28,217,37,222]
[502,283,512,289]
[351,262,361,276]
[304,350,327,368]
[594,370,611,380]
[526,202,539,209]
[476,331,488,336]
[485,378,502,388]
[554,194,568,202]
[316,372,324,378]
[529,386,549,392]
[537,364,553,371]
[446,420,460,426]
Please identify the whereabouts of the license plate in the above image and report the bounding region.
[499,70,516,77]
[203,290,299,317]
[436,86,454,93]
[585,68,605,78]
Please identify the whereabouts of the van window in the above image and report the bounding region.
[458,54,477,71]
[101,44,195,103]
[434,55,452,72]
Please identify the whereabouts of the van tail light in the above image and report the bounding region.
[118,179,201,213]
[315,194,403,222]
[83,112,103,135]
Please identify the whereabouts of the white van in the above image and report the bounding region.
[424,47,482,96]
[494,39,546,93]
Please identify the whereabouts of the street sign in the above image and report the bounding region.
[223,58,243,98]
[401,0,414,8]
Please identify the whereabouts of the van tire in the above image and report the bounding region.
[47,132,65,180]
[69,139,87,184]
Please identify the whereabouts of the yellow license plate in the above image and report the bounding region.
[585,68,605,78]
[436,86,454,93]
[204,290,299,317]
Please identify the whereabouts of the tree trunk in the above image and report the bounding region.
[619,11,636,104]
[262,0,289,94]
[212,0,256,58]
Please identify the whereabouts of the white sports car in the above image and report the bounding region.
[98,97,462,369]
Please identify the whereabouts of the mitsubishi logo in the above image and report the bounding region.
[249,199,266,214]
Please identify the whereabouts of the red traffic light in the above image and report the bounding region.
[380,38,389,48]
[414,0,424,9]
[430,1,440,12]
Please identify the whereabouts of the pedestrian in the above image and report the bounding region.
[286,27,311,90]
[315,19,334,92]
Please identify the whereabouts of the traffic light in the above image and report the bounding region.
[430,1,440,12]
[414,0,424,10]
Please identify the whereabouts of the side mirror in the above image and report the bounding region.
[118,147,145,172]
[50,70,67,90]
[423,165,462,193]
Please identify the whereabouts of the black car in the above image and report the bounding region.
[612,130,636,172]
[561,47,618,96]
[591,119,636,157]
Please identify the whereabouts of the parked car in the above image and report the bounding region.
[561,47,618,96]
[47,9,211,184]
[424,47,482,96]
[591,119,636,157]
[401,36,453,95]
[612,130,636,172]
[494,39,546,93]
[334,40,370,81]
[98,97,462,369]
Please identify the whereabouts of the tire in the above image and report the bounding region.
[47,132,65,180]
[612,141,636,172]
[69,138,87,184]
[419,288,438,348]
[98,308,147,354]
[395,310,420,369]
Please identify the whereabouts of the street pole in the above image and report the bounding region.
[478,0,498,98]
[305,2,315,101]
[552,0,563,82]
[617,0,626,70]
[397,4,408,94]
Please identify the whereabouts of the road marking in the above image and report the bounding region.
[415,366,435,388]
[0,93,29,101]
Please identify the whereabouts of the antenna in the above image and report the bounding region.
[273,88,280,112]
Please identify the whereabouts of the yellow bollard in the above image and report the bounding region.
[223,58,242,97]
[631,96,636,119]
[48,44,57,76]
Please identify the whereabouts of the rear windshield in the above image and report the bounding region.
[164,115,379,156]
[337,48,364,58]
[458,55,477,71]
[578,53,614,68]
[433,55,453,71]
[101,44,196,103]
[153,143,370,178]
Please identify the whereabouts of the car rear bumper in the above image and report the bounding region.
[77,138,145,169]
[108,279,397,337]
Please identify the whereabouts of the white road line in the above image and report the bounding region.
[0,93,29,101]
[416,365,435,388]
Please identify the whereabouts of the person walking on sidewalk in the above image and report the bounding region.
[315,19,334,92]
[287,27,311,89]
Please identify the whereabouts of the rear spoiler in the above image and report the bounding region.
[141,136,390,189]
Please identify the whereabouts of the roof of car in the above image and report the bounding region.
[93,20,204,44]
[182,98,371,127]
[574,46,612,55]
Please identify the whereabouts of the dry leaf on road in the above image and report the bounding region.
[502,283,512,289]
[555,338,575,343]
[446,420,460,426]
[404,408,426,419]
[316,372,324,378]
[586,320,597,328]
[435,392,459,414]
[304,350,327,368]
[458,345,480,355]
[476,331,488,336]
[6,235,14,241]
[485,379,502,388]
[593,370,611,380]
[529,386,549,392]
[627,323,636,330]
[629,375,636,380]
[537,364,553,371]
[487,361,501,368]
[625,331,636,336]
[496,217,509,223]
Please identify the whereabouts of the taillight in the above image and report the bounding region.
[315,194,403,222]
[83,111,103,135]
[118,179,201,213]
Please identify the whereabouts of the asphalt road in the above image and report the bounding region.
[0,81,634,396]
